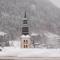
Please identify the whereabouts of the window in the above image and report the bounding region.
[24,40,25,44]
[24,40,28,44]
[23,20,27,24]
[24,45,25,48]
[24,45,28,48]
[24,40,25,42]
[23,40,28,48]
[26,45,28,48]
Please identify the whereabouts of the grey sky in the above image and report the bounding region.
[50,0,60,8]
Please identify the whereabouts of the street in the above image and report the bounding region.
[0,57,60,60]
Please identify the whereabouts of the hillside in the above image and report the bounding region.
[0,0,60,40]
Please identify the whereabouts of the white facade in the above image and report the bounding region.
[20,35,31,48]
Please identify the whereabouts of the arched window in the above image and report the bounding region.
[26,45,28,48]
[24,45,28,48]
[24,40,28,44]
[24,40,25,44]
[24,45,25,48]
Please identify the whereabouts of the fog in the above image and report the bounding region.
[50,0,60,8]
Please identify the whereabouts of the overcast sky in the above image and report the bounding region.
[50,0,60,8]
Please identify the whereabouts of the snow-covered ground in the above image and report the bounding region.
[0,32,60,57]
[0,47,60,57]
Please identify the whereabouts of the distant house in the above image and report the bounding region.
[31,33,40,48]
[0,31,9,47]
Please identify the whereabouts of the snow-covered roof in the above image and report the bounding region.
[44,32,60,39]
[31,33,38,36]
[21,35,30,38]
[26,35,30,38]
[21,35,26,38]
[0,32,7,36]
[34,43,40,45]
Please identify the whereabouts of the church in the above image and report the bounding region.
[8,11,40,48]
[20,11,31,48]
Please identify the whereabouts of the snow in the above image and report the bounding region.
[44,32,60,39]
[31,33,38,36]
[0,31,7,36]
[50,0,60,8]
[0,47,60,57]
[34,43,40,45]
[0,32,60,57]
[21,35,30,38]
[26,35,30,38]
[9,40,20,48]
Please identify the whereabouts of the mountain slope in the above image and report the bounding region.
[0,0,60,39]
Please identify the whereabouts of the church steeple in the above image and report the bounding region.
[22,11,29,35]
[21,11,31,48]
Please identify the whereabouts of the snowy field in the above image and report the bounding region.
[0,47,60,57]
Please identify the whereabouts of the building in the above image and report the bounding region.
[31,33,40,48]
[0,31,9,47]
[20,11,31,48]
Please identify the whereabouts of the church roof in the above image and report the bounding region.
[0,31,7,36]
[21,35,30,38]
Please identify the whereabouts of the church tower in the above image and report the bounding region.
[20,11,31,48]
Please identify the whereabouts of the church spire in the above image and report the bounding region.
[22,11,29,35]
[24,11,27,18]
